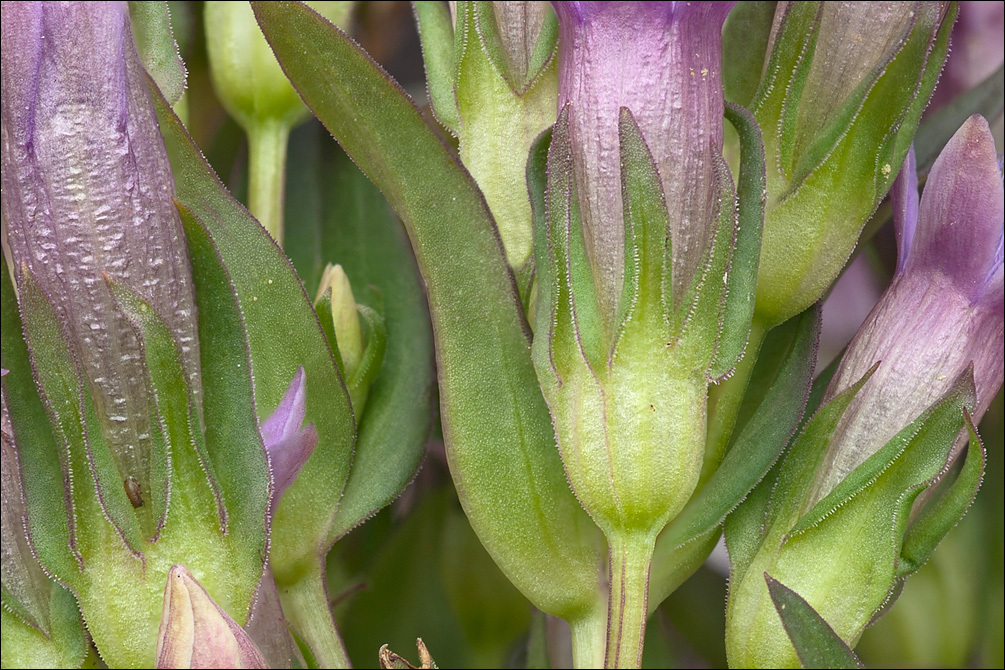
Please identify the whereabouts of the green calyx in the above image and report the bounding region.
[725,365,981,668]
[751,1,955,327]
[416,1,558,267]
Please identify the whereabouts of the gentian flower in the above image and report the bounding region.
[810,116,1004,503]
[553,0,735,323]
[724,116,1004,668]
[0,3,306,665]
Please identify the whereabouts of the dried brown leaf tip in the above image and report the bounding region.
[378,638,437,669]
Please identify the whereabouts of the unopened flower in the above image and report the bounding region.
[155,565,268,669]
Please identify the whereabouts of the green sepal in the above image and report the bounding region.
[787,369,976,539]
[152,83,355,585]
[413,0,460,132]
[454,0,557,266]
[722,2,778,108]
[253,0,601,617]
[672,154,738,371]
[897,409,985,579]
[765,574,865,670]
[750,1,820,177]
[283,128,434,544]
[0,583,87,670]
[177,202,272,581]
[661,305,818,550]
[537,107,606,376]
[614,107,673,352]
[0,255,77,582]
[914,63,1005,177]
[347,303,387,415]
[106,275,223,537]
[16,264,145,560]
[128,1,187,105]
[470,1,557,95]
[314,288,346,374]
[761,362,878,541]
[710,103,766,380]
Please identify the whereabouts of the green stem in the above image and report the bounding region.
[570,606,608,669]
[277,567,352,669]
[604,533,656,669]
[699,318,768,486]
[247,118,291,246]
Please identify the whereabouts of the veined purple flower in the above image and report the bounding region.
[810,115,1004,504]
[1,1,200,505]
[552,0,736,322]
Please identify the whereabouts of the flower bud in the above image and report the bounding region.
[725,117,1003,667]
[314,263,385,415]
[155,565,268,669]
[317,264,365,382]
[415,1,559,266]
[751,1,954,326]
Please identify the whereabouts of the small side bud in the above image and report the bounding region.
[316,264,365,381]
[155,565,268,669]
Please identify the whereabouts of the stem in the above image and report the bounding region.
[604,533,655,669]
[570,607,608,669]
[277,566,352,669]
[699,318,768,486]
[247,118,291,246]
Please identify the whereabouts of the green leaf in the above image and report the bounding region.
[253,0,602,618]
[283,125,434,546]
[710,103,766,379]
[662,306,818,550]
[152,82,355,584]
[722,2,778,108]
[915,64,1005,177]
[177,201,272,598]
[766,574,864,669]
[129,1,187,105]
[0,256,76,582]
[414,0,460,132]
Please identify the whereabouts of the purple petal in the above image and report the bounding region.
[553,0,735,319]
[1,2,202,497]
[909,115,1005,301]
[260,367,316,504]
[891,145,919,276]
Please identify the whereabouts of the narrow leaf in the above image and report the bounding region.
[766,574,864,669]
[253,0,602,616]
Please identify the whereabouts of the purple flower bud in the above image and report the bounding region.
[811,116,1004,502]
[155,565,268,669]
[259,367,317,507]
[552,0,735,319]
[0,2,201,496]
